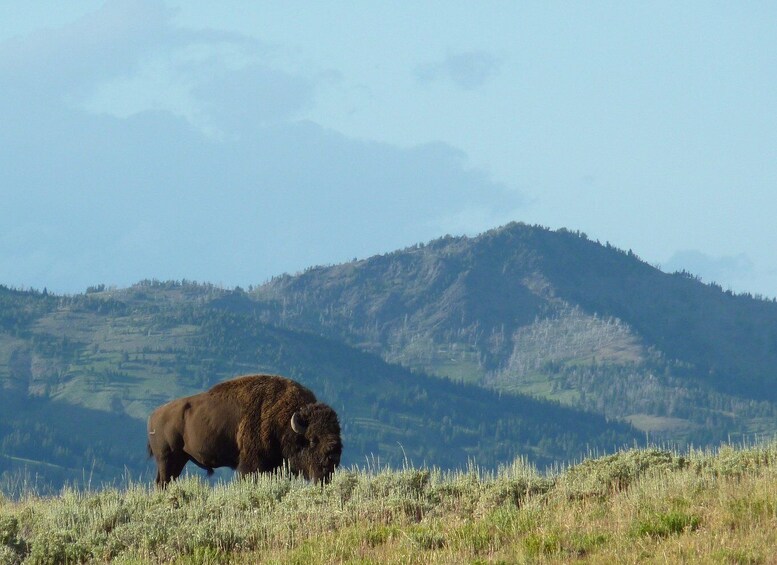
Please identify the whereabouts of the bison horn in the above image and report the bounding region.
[291,412,308,435]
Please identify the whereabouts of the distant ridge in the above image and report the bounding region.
[0,242,639,490]
[2,222,776,490]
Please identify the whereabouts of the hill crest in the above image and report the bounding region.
[252,222,777,442]
[3,222,777,489]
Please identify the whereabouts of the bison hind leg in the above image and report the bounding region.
[155,452,189,488]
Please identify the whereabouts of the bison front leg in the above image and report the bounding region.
[236,456,281,479]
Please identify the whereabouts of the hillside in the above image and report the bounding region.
[252,223,777,444]
[2,444,777,563]
[3,221,777,490]
[0,280,637,491]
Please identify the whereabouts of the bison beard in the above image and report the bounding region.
[146,374,342,487]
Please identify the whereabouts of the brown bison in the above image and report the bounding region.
[146,374,342,486]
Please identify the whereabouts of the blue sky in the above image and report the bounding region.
[1,1,776,297]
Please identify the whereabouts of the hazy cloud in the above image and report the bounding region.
[0,0,174,100]
[0,0,268,114]
[0,2,522,293]
[1,108,518,290]
[415,51,502,90]
[192,64,316,134]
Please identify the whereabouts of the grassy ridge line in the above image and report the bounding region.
[2,444,777,564]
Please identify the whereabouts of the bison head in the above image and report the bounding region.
[288,402,342,483]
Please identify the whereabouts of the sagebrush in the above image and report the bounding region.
[3,443,777,563]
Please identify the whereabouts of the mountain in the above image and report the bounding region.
[0,277,637,491]
[3,221,776,491]
[251,223,777,444]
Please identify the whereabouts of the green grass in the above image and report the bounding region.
[4,442,777,563]
[625,414,694,433]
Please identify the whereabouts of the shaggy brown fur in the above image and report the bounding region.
[147,374,342,487]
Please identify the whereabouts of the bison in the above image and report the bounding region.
[146,374,342,486]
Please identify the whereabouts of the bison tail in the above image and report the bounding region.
[147,442,153,459]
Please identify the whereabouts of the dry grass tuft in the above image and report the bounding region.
[2,443,777,563]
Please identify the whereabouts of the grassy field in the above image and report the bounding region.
[2,444,777,564]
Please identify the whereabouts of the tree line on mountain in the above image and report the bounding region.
[3,222,776,490]
[0,284,641,491]
[250,224,777,405]
[526,227,777,402]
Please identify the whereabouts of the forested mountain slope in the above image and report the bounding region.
[0,280,637,491]
[3,222,776,490]
[252,223,777,444]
